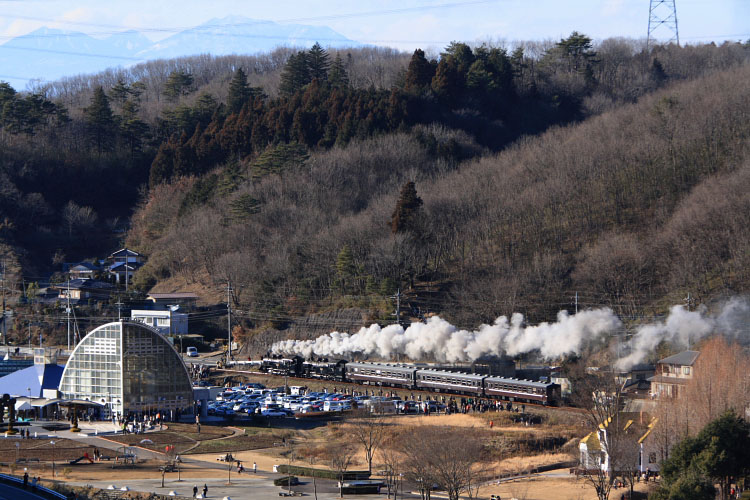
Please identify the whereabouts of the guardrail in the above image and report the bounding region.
[0,473,67,499]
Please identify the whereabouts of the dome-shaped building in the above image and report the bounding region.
[59,320,193,417]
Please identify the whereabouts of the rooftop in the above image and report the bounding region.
[658,350,700,366]
[108,248,141,258]
[147,292,199,300]
[52,278,114,290]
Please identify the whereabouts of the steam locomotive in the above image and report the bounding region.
[258,357,560,405]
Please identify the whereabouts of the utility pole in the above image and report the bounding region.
[115,299,123,321]
[574,291,579,314]
[647,0,679,50]
[227,281,233,361]
[0,258,5,345]
[66,279,71,350]
[392,288,401,326]
[684,292,694,348]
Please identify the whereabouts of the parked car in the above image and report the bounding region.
[324,400,352,412]
[261,409,287,418]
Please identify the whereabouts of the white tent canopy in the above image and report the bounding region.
[15,400,33,411]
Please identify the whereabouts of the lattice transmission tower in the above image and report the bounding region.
[647,0,680,49]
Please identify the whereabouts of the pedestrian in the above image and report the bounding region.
[253,461,257,473]
[203,484,208,497]
[23,471,28,488]
[193,484,198,497]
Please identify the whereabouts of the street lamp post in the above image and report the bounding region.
[15,442,19,465]
[50,440,56,477]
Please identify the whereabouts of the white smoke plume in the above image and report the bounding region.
[271,308,622,363]
[615,297,750,370]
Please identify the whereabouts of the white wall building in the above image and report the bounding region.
[130,309,188,336]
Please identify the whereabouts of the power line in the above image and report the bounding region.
[0,1,501,40]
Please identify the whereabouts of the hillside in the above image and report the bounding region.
[126,46,750,340]
[0,36,748,346]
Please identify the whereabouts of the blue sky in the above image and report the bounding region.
[0,0,746,50]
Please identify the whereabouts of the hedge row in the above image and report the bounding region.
[273,476,300,486]
[276,465,370,480]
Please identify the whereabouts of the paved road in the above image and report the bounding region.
[0,482,50,500]
[71,474,385,500]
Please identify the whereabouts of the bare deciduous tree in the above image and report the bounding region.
[399,426,483,500]
[346,407,386,475]
[570,366,626,500]
[327,442,356,498]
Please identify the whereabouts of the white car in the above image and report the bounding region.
[324,400,352,412]
[186,347,198,357]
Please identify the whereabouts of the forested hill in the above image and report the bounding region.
[0,35,749,332]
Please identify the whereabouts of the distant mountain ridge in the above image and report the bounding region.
[0,15,361,90]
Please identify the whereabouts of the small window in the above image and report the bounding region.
[649,452,656,464]
[682,366,690,375]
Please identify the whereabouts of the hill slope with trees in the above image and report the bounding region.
[0,36,748,342]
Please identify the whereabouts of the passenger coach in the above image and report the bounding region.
[415,369,484,394]
[484,376,559,405]
[345,362,416,388]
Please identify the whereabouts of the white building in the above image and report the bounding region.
[579,416,661,475]
[130,309,188,336]
[59,321,193,417]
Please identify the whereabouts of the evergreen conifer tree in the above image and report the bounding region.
[163,70,194,102]
[119,99,148,157]
[227,68,251,114]
[307,42,331,82]
[390,181,423,233]
[279,52,311,96]
[110,79,131,106]
[404,49,436,93]
[328,54,349,89]
[84,86,116,156]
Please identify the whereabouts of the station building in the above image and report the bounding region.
[59,320,193,417]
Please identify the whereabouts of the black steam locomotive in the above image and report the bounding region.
[259,357,560,405]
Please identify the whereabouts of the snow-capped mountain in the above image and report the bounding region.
[0,16,360,90]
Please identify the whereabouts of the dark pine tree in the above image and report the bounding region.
[307,42,331,82]
[404,49,436,93]
[119,99,148,158]
[227,68,252,114]
[390,181,423,234]
[163,70,194,102]
[279,52,311,97]
[84,86,116,156]
[109,79,131,106]
[328,54,349,89]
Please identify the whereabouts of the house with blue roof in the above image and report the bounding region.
[107,248,144,285]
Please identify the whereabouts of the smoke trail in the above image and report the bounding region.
[615,297,750,370]
[271,308,622,363]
